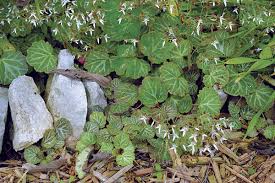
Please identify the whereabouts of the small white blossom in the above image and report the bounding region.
[61,0,70,7]
[223,0,227,7]
[142,17,149,26]
[169,5,174,14]
[219,136,227,144]
[188,141,196,155]
[172,127,179,142]
[233,8,238,14]
[201,134,208,141]
[104,34,110,42]
[189,133,198,143]
[131,39,138,47]
[91,19,96,28]
[211,40,219,49]
[213,143,218,150]
[170,144,177,154]
[118,17,122,24]
[99,18,104,25]
[219,13,225,26]
[96,37,100,44]
[162,40,166,47]
[196,19,203,35]
[180,127,188,137]
[182,144,187,151]
[172,38,178,47]
[139,115,148,124]
[155,124,162,133]
[52,28,58,35]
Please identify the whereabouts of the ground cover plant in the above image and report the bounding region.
[0,0,274,181]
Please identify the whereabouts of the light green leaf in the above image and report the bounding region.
[76,147,92,179]
[114,132,131,149]
[100,142,114,153]
[259,47,273,59]
[111,57,150,79]
[225,57,258,64]
[41,129,57,149]
[140,31,173,64]
[24,145,44,165]
[224,75,257,96]
[116,150,135,166]
[84,51,112,76]
[26,40,57,73]
[170,40,192,60]
[160,62,189,96]
[166,95,193,114]
[116,45,136,57]
[203,65,229,87]
[89,112,106,129]
[139,125,155,140]
[54,118,72,140]
[84,121,99,133]
[114,81,138,106]
[245,85,273,111]
[198,87,221,116]
[109,103,130,114]
[139,77,168,107]
[0,51,28,85]
[76,132,96,152]
[97,129,113,144]
[263,125,275,140]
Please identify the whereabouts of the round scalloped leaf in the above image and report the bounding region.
[97,129,113,145]
[263,125,275,140]
[53,139,65,149]
[84,121,99,133]
[160,62,189,96]
[245,85,273,111]
[107,116,123,136]
[41,129,57,149]
[109,103,130,114]
[26,40,57,73]
[54,118,72,140]
[89,112,106,129]
[114,82,138,106]
[203,65,229,87]
[224,75,257,96]
[139,125,155,140]
[0,51,28,85]
[23,145,44,165]
[111,57,150,79]
[84,51,112,76]
[140,31,173,64]
[76,132,96,152]
[170,40,192,60]
[139,77,168,107]
[100,142,114,153]
[166,95,193,114]
[198,87,221,116]
[116,150,135,166]
[259,47,273,59]
[116,45,136,57]
[114,132,131,149]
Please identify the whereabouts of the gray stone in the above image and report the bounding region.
[83,80,107,115]
[46,50,87,138]
[0,87,8,153]
[8,76,53,151]
[213,84,228,107]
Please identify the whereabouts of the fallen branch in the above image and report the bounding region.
[105,164,133,183]
[22,158,66,173]
[224,164,254,183]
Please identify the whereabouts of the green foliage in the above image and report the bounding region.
[54,118,73,140]
[41,129,57,149]
[24,145,44,165]
[198,87,221,116]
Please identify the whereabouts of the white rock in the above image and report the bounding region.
[9,76,53,151]
[213,85,228,107]
[83,80,107,115]
[0,87,9,153]
[46,50,87,138]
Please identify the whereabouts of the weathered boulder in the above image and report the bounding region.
[8,76,53,151]
[0,87,9,153]
[83,80,107,115]
[46,50,87,138]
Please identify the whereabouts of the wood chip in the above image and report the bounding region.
[133,167,153,176]
[224,165,254,183]
[211,160,222,183]
[105,164,133,183]
[92,170,107,182]
[166,167,198,182]
[22,158,66,173]
[218,144,239,163]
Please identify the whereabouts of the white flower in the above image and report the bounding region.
[188,142,196,155]
[89,28,94,36]
[117,17,122,24]
[211,40,219,49]
[131,39,139,47]
[91,19,96,28]
[52,28,58,35]
[170,144,177,154]
[201,134,208,141]
[223,0,227,7]
[29,12,37,19]
[61,0,70,7]
[142,17,149,26]
[104,34,110,42]
[172,38,178,47]
[169,4,174,14]
[219,13,225,26]
[96,37,100,44]
[172,127,179,142]
[180,127,188,137]
[213,143,218,150]
[182,144,187,151]
[155,124,162,133]
[189,133,198,143]
[233,8,238,14]
[162,40,166,47]
[119,8,126,15]
[196,19,203,35]
[12,28,17,34]
[219,136,227,144]
[139,115,148,124]
[227,22,234,31]
[99,18,104,25]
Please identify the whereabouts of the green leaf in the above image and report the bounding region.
[54,118,72,140]
[226,57,258,64]
[224,75,257,96]
[26,40,57,73]
[245,85,273,111]
[139,125,155,140]
[97,129,113,144]
[84,121,99,133]
[263,125,275,140]
[259,47,273,59]
[166,95,193,114]
[41,129,57,149]
[76,132,96,152]
[139,77,168,107]
[0,51,28,85]
[114,132,131,149]
[24,145,44,165]
[170,40,192,60]
[203,65,229,87]
[198,87,221,116]
[89,112,106,129]
[111,57,150,79]
[116,45,136,57]
[116,150,135,166]
[140,31,173,64]
[109,103,130,114]
[113,81,138,106]
[246,59,275,72]
[84,51,112,76]
[160,62,189,96]
[75,147,92,179]
[100,142,114,153]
